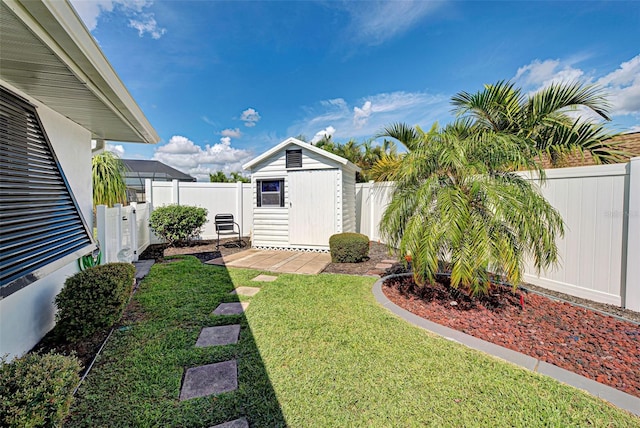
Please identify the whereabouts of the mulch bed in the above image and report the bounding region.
[383,275,640,398]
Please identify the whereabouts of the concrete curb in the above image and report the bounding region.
[372,275,640,417]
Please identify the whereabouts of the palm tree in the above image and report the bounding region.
[379,124,564,296]
[451,81,624,165]
[92,151,127,207]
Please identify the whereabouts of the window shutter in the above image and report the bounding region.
[0,86,94,297]
[256,181,262,207]
[279,179,284,207]
[286,149,302,168]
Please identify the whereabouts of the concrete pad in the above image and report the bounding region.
[180,360,237,400]
[252,274,278,282]
[210,418,249,428]
[195,325,241,347]
[213,302,249,315]
[230,286,261,296]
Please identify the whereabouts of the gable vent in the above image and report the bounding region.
[286,149,302,168]
[0,86,94,298]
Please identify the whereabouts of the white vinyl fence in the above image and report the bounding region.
[97,159,639,311]
[96,202,150,264]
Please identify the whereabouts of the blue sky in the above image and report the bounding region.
[70,0,640,181]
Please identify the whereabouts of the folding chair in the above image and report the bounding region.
[215,213,244,249]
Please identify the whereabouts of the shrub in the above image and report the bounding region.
[149,205,208,246]
[0,352,81,428]
[329,233,370,263]
[55,263,135,342]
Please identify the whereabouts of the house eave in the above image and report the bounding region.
[0,0,159,145]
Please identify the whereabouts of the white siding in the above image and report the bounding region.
[342,169,357,233]
[251,175,289,247]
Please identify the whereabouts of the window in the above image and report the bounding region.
[286,149,302,168]
[257,179,284,207]
[0,86,94,298]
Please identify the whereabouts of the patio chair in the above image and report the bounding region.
[215,213,244,249]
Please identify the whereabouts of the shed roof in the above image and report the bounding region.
[243,137,361,172]
[122,159,196,182]
[0,0,159,145]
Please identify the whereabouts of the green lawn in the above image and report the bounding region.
[67,256,639,427]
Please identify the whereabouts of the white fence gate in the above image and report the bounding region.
[96,202,151,264]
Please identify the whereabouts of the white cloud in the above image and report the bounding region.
[69,0,165,38]
[240,108,261,127]
[152,135,252,181]
[129,14,166,39]
[106,143,125,157]
[310,126,336,144]
[514,55,640,121]
[340,1,444,46]
[289,91,449,143]
[221,128,242,138]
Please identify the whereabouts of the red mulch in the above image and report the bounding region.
[383,275,640,398]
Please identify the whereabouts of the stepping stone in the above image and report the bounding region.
[230,286,261,296]
[251,274,278,282]
[375,263,393,270]
[213,302,249,315]
[210,418,249,428]
[195,325,241,347]
[180,360,237,400]
[382,259,398,264]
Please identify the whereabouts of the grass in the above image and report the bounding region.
[67,256,639,427]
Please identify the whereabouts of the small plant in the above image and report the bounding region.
[329,233,370,263]
[55,263,135,342]
[0,352,81,428]
[149,205,208,246]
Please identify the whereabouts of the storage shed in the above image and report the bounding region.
[243,137,360,251]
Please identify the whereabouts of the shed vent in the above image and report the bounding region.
[0,86,94,298]
[286,149,302,168]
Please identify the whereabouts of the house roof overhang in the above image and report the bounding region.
[243,137,361,172]
[0,0,159,145]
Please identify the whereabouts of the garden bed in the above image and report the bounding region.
[383,275,640,398]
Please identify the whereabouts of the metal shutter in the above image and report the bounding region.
[0,86,94,298]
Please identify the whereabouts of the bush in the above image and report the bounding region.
[55,263,135,342]
[149,205,208,246]
[329,233,370,263]
[0,352,81,428]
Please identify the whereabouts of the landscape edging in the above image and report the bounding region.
[372,274,640,417]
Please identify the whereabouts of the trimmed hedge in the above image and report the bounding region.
[55,263,135,342]
[149,204,208,246]
[0,352,81,428]
[329,233,370,263]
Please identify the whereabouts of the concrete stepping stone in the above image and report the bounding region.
[381,259,398,264]
[230,286,261,296]
[210,418,249,428]
[180,360,237,400]
[213,302,249,315]
[251,274,278,282]
[375,263,393,270]
[195,325,241,347]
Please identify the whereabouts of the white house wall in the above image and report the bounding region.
[0,81,93,359]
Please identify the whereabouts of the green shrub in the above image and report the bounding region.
[0,352,81,428]
[329,233,370,263]
[149,205,208,246]
[55,263,135,342]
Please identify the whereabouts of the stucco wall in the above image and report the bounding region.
[0,80,92,359]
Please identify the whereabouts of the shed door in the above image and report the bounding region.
[289,169,336,246]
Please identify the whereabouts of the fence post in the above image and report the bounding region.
[624,157,640,311]
[145,178,152,207]
[236,181,243,237]
[114,204,123,263]
[369,180,375,240]
[172,179,179,204]
[96,205,107,265]
[130,202,139,262]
